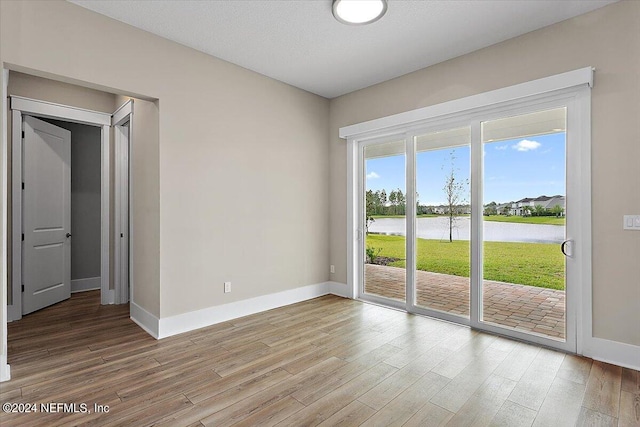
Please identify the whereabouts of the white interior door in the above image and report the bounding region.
[22,115,71,314]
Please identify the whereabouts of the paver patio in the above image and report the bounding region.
[365,264,565,339]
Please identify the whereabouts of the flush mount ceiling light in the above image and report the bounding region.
[332,0,388,25]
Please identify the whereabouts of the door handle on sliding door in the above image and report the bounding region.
[561,239,573,257]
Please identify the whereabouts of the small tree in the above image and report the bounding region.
[551,204,564,217]
[365,246,382,264]
[389,190,397,215]
[484,201,497,216]
[395,188,406,215]
[442,151,468,243]
[365,190,377,234]
[533,204,547,217]
[380,189,388,214]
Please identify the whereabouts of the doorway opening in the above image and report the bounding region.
[8,95,132,321]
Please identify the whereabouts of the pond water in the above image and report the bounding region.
[369,217,564,244]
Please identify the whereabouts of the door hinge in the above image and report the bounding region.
[22,285,24,293]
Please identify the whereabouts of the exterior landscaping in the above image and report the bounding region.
[366,234,565,290]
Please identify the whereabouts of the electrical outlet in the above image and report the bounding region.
[224,282,231,293]
[330,265,335,274]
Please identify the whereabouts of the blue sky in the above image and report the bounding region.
[365,132,566,205]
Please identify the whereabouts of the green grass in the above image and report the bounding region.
[483,215,565,226]
[366,234,565,290]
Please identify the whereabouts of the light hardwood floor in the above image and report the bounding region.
[0,291,638,426]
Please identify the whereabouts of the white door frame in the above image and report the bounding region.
[112,100,133,304]
[344,68,592,354]
[9,96,114,321]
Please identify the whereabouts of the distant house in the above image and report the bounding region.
[496,203,511,215]
[510,195,565,216]
[429,204,471,215]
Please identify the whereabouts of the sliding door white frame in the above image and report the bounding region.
[344,68,592,354]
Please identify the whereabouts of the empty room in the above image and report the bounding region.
[0,0,638,426]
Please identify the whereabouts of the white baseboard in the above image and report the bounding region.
[7,303,21,323]
[101,289,115,305]
[0,355,10,382]
[329,281,352,298]
[71,277,101,293]
[130,301,159,339]
[583,336,640,371]
[158,282,332,339]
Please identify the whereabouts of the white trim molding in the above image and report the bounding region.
[340,67,594,139]
[1,69,9,382]
[584,337,640,371]
[71,277,102,293]
[130,301,159,339]
[130,282,350,341]
[100,125,111,305]
[11,96,111,127]
[158,282,333,339]
[329,281,352,299]
[0,355,10,382]
[113,103,133,305]
[8,110,22,322]
[112,99,133,127]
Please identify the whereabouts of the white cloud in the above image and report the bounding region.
[513,139,541,152]
[495,144,509,150]
[366,171,380,179]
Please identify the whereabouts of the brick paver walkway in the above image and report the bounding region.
[365,264,565,339]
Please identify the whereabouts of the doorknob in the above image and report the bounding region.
[66,233,72,238]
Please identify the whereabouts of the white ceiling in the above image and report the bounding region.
[68,0,616,99]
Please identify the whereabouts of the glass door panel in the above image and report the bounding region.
[363,140,406,303]
[481,108,567,341]
[414,128,471,318]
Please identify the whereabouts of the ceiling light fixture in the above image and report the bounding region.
[332,0,388,25]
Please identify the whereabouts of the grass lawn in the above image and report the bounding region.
[366,234,565,290]
[483,215,565,226]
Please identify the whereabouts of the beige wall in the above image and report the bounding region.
[1,1,330,325]
[8,71,117,113]
[329,0,640,346]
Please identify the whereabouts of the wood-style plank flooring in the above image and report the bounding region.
[1,290,638,426]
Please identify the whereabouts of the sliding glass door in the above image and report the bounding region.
[361,139,407,308]
[480,108,568,342]
[357,96,583,352]
[413,128,471,320]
